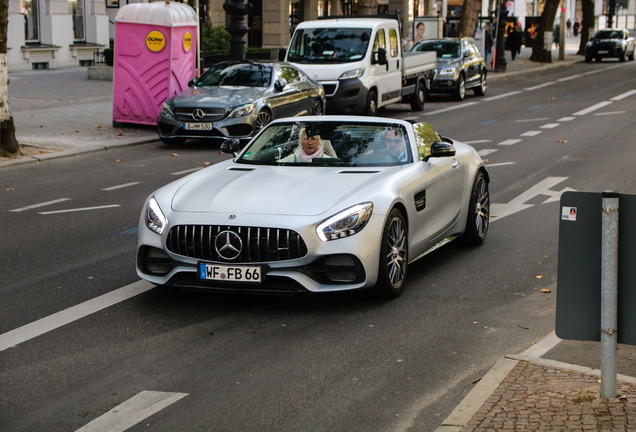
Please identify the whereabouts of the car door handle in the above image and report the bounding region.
[452,159,460,168]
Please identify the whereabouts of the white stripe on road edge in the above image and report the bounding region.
[498,139,522,146]
[610,89,636,101]
[102,182,140,191]
[0,280,154,352]
[10,198,71,212]
[424,102,478,116]
[573,101,613,116]
[38,204,121,215]
[520,130,542,137]
[171,167,203,176]
[75,391,188,432]
[486,162,516,168]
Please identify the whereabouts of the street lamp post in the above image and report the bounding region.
[223,0,252,61]
[494,0,508,72]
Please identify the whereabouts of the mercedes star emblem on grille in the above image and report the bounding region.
[215,230,242,260]
[192,108,205,121]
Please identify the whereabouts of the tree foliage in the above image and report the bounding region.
[0,0,20,156]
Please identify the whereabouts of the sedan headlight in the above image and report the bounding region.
[228,103,256,118]
[317,202,373,241]
[160,102,175,118]
[339,68,365,80]
[146,197,167,235]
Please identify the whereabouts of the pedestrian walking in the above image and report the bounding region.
[566,19,572,36]
[573,18,580,37]
[484,24,493,67]
[508,25,523,60]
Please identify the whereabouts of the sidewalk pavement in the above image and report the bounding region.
[4,36,636,430]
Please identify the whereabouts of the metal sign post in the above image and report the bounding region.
[600,191,619,398]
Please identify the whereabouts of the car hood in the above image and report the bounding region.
[170,86,267,108]
[170,164,390,216]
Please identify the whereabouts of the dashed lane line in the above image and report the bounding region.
[9,198,71,213]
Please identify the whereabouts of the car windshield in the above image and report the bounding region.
[195,63,273,87]
[287,28,372,63]
[413,41,461,58]
[237,121,413,166]
[595,30,623,39]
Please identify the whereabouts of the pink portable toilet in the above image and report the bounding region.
[113,1,197,126]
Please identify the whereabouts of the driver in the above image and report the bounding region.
[384,128,407,161]
[280,126,336,162]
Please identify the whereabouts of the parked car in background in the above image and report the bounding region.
[585,29,635,62]
[157,61,325,146]
[137,116,490,298]
[411,37,487,101]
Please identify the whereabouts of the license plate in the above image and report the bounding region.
[184,122,212,130]
[199,262,262,283]
[598,50,609,54]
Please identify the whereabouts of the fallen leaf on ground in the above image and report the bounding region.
[172,153,179,157]
[115,159,120,163]
[557,139,568,143]
[6,188,15,191]
[96,125,102,128]
[541,288,551,293]
[534,275,543,279]
[518,325,529,330]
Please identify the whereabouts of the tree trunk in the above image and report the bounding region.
[530,0,560,63]
[356,0,377,16]
[0,0,19,157]
[578,0,594,55]
[458,0,482,38]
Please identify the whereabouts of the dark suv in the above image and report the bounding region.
[585,29,635,62]
[411,37,487,101]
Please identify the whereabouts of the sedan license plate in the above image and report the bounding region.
[199,262,262,283]
[598,50,609,54]
[184,122,212,130]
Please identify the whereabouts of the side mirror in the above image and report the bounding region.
[220,138,243,155]
[188,77,197,87]
[373,47,388,65]
[424,141,456,161]
[274,77,287,92]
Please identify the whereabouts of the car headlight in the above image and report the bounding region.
[339,68,365,80]
[228,103,256,118]
[317,202,373,241]
[146,197,167,235]
[161,102,175,118]
[438,68,456,76]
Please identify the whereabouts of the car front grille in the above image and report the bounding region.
[166,225,308,263]
[175,107,227,122]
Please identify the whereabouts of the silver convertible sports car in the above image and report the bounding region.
[137,117,490,298]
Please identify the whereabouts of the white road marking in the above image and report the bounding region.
[10,198,71,213]
[485,162,516,167]
[520,130,542,137]
[498,139,522,146]
[102,182,140,191]
[424,102,479,116]
[478,149,498,156]
[524,82,555,91]
[463,139,493,144]
[75,391,188,432]
[171,167,203,175]
[490,177,574,222]
[573,101,613,116]
[610,89,636,101]
[515,117,550,122]
[557,74,582,82]
[540,123,560,129]
[594,111,626,116]
[483,91,523,101]
[38,204,121,215]
[558,116,575,122]
[0,280,154,352]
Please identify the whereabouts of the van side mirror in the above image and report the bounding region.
[373,47,388,65]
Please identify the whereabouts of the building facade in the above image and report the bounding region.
[6,0,636,72]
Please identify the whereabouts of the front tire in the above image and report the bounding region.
[461,171,490,245]
[311,99,324,115]
[410,80,426,111]
[453,75,466,101]
[374,209,408,298]
[255,110,272,132]
[365,89,378,116]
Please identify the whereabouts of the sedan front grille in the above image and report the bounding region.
[166,225,308,263]
[175,107,227,122]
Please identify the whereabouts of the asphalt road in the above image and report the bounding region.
[1,59,636,432]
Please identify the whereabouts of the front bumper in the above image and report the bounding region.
[157,110,259,141]
[321,78,369,114]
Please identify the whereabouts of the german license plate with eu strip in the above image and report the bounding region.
[199,262,262,283]
[185,123,212,130]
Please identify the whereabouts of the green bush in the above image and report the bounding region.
[203,24,231,53]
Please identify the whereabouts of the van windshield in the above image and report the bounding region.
[287,28,372,63]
